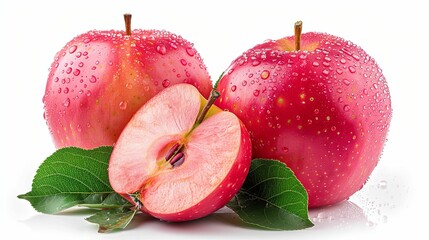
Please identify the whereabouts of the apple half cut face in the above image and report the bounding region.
[108,83,252,222]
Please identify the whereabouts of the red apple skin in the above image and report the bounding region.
[216,32,392,207]
[43,29,212,149]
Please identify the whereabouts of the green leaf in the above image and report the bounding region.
[227,159,314,230]
[18,147,128,214]
[213,71,225,90]
[86,207,138,233]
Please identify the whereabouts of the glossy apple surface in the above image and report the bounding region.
[216,32,392,207]
[109,84,252,221]
[43,21,212,149]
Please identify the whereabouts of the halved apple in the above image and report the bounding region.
[108,83,252,222]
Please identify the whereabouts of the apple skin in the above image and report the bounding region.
[43,29,212,149]
[215,32,392,207]
[108,84,252,222]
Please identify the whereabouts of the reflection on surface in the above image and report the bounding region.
[309,201,369,229]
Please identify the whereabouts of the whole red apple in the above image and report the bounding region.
[43,14,212,149]
[215,22,392,207]
[109,84,252,221]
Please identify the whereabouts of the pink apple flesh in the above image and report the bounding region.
[108,84,252,221]
[216,32,392,207]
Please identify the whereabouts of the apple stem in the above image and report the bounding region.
[195,89,220,125]
[124,13,132,35]
[294,21,302,51]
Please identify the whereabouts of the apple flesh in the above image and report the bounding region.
[108,84,252,221]
[43,14,212,149]
[216,28,392,207]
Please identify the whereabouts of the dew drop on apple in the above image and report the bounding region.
[260,70,270,80]
[162,79,170,88]
[186,47,195,57]
[282,147,289,153]
[156,45,167,55]
[78,62,84,68]
[312,61,320,67]
[64,87,69,94]
[348,66,356,73]
[342,79,351,86]
[253,89,260,96]
[69,45,77,54]
[231,85,237,92]
[119,101,128,110]
[343,105,350,112]
[322,69,329,75]
[180,59,187,66]
[73,69,80,76]
[89,75,97,83]
[336,68,343,75]
[66,67,72,74]
[340,58,346,64]
[252,60,261,66]
[63,98,70,107]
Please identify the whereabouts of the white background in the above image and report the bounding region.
[1,0,427,239]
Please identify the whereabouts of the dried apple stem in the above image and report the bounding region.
[195,89,220,125]
[294,21,302,51]
[124,13,132,35]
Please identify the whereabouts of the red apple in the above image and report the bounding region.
[215,22,392,207]
[43,14,212,149]
[108,84,252,221]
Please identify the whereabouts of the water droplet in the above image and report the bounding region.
[373,83,378,89]
[363,88,368,95]
[180,59,187,66]
[73,69,80,76]
[312,61,320,67]
[252,60,261,66]
[336,68,343,75]
[63,98,70,107]
[352,54,360,61]
[68,45,77,54]
[242,80,247,86]
[162,79,170,87]
[348,66,356,73]
[75,52,82,58]
[377,180,387,189]
[156,45,167,55]
[260,70,270,79]
[86,90,91,96]
[299,54,307,59]
[282,147,289,153]
[91,66,96,70]
[119,101,128,110]
[95,60,100,65]
[126,83,133,89]
[340,58,346,64]
[253,89,260,96]
[176,74,181,78]
[57,87,62,94]
[231,85,237,92]
[343,105,350,111]
[78,62,84,67]
[66,67,72,74]
[63,87,69,94]
[186,48,195,56]
[54,77,59,82]
[89,75,97,83]
[322,69,329,75]
[342,79,351,85]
